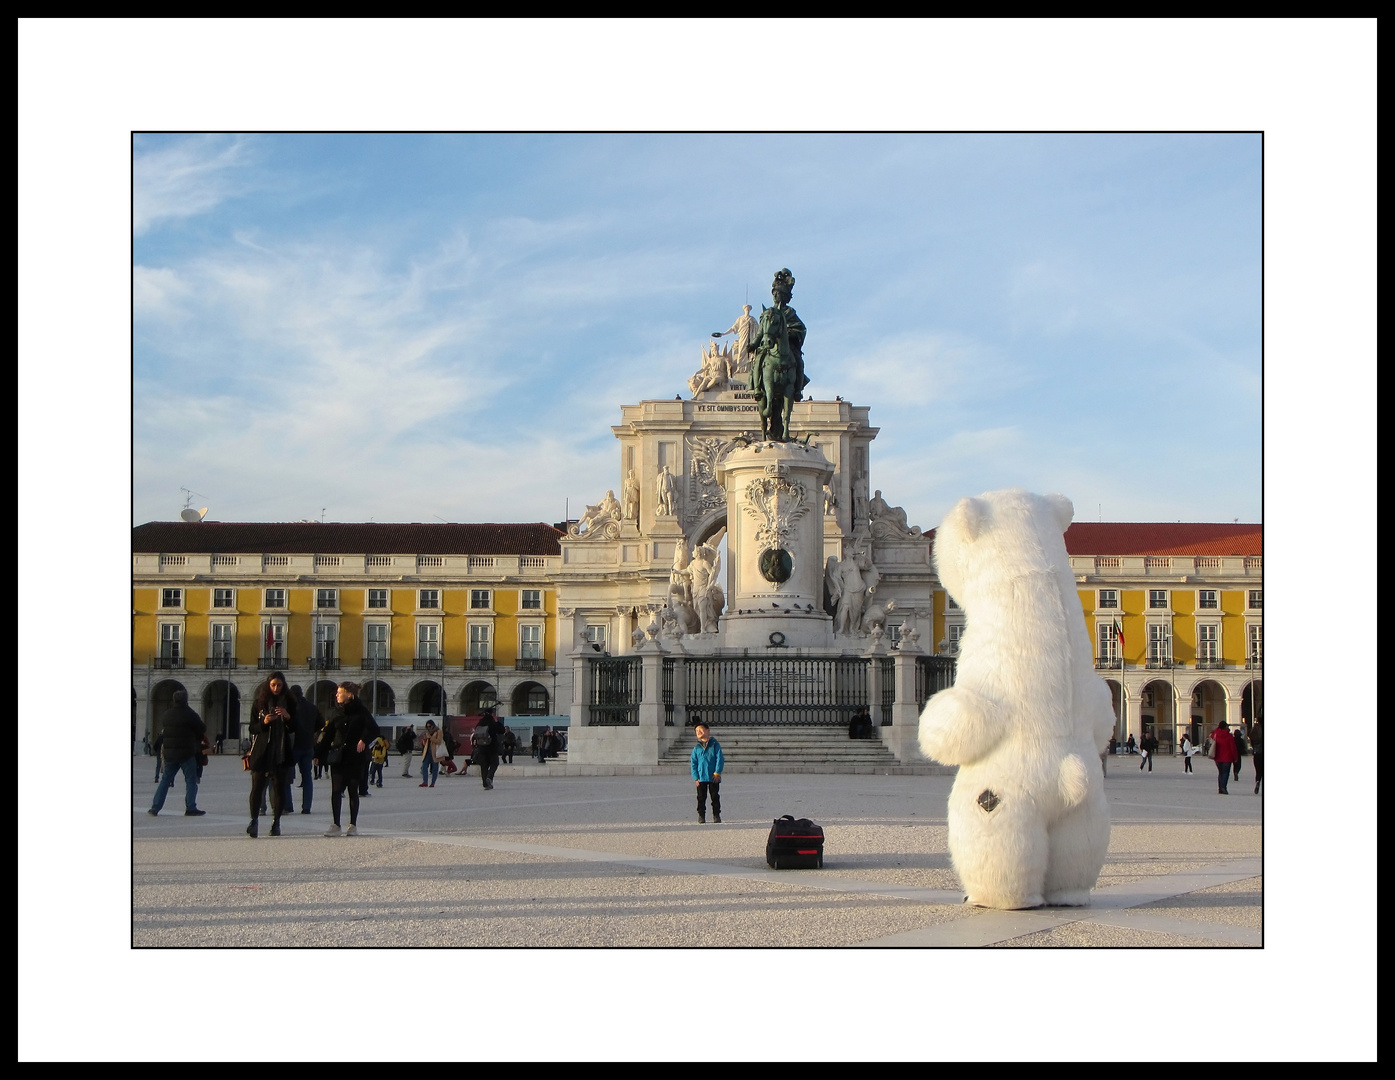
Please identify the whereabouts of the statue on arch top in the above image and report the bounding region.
[713,303,758,381]
[749,268,809,442]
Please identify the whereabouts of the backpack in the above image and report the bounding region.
[473,723,493,749]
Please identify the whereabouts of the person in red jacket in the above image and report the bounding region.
[1211,720,1238,794]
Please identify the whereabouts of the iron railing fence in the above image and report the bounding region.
[663,658,675,726]
[914,655,957,710]
[880,657,895,724]
[589,656,642,726]
[684,656,869,727]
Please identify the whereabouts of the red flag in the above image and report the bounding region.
[265,623,274,652]
[1114,619,1125,648]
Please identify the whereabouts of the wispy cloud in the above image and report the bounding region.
[133,134,254,235]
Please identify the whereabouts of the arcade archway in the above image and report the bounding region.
[1141,679,1179,753]
[409,681,444,715]
[200,681,242,746]
[511,681,550,716]
[460,680,497,715]
[149,679,187,738]
[310,679,338,715]
[361,679,395,716]
[1188,679,1228,746]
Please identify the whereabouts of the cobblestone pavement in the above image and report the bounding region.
[132,752,1262,948]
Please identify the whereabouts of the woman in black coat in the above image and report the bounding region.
[247,671,296,838]
[316,681,381,837]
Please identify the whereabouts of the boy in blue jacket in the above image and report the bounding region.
[689,721,724,823]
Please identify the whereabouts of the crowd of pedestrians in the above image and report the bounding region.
[143,679,560,834]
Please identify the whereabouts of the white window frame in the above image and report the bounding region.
[470,588,492,611]
[1096,622,1119,662]
[1197,589,1219,610]
[367,588,390,610]
[316,588,338,610]
[1196,622,1220,663]
[364,622,390,662]
[1149,589,1170,611]
[584,623,607,649]
[1097,589,1119,609]
[212,587,236,609]
[1147,622,1172,665]
[160,588,183,610]
[1248,623,1263,666]
[469,622,492,660]
[262,620,286,662]
[210,621,235,660]
[418,589,440,611]
[518,623,542,659]
[417,622,441,660]
[520,589,543,611]
[313,621,338,662]
[263,588,286,609]
[158,621,182,659]
[1248,590,1263,611]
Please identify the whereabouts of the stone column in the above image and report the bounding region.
[716,440,835,649]
[879,644,927,762]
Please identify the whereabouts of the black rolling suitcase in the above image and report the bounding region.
[766,815,824,869]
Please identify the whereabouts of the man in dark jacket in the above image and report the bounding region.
[289,685,319,814]
[147,690,207,816]
[396,725,417,777]
[472,710,506,790]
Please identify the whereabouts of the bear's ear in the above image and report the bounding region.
[947,496,988,542]
[1045,492,1074,534]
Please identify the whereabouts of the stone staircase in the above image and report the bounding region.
[660,725,907,772]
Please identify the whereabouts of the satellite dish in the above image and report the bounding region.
[181,507,208,523]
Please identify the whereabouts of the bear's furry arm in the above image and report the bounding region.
[917,685,1009,765]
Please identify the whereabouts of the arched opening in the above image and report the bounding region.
[1141,679,1179,753]
[200,680,242,747]
[511,681,550,716]
[409,681,444,715]
[460,680,497,715]
[309,679,338,716]
[361,679,395,716]
[1188,679,1228,748]
[149,679,187,739]
[1242,680,1263,729]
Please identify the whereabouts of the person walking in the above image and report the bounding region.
[438,725,458,776]
[288,684,318,814]
[1211,720,1237,794]
[246,672,296,837]
[418,720,442,787]
[690,721,724,823]
[1124,733,1137,756]
[501,727,516,765]
[368,734,388,788]
[397,724,417,777]
[1139,731,1157,772]
[147,689,207,817]
[318,681,381,837]
[1250,718,1264,794]
[471,709,506,790]
[1180,732,1195,773]
[1232,726,1247,782]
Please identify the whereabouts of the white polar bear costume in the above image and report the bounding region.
[919,489,1114,909]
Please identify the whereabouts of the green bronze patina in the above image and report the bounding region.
[759,547,794,584]
[749,268,809,442]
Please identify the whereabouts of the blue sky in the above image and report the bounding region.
[133,132,1261,529]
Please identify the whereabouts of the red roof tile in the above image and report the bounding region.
[132,522,564,556]
[1063,522,1262,557]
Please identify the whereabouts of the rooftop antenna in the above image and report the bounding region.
[180,488,208,523]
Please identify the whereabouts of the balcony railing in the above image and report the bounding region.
[1247,657,1263,670]
[1094,657,1122,670]
[307,656,340,671]
[1145,658,1176,669]
[258,657,288,670]
[154,656,185,670]
[360,657,393,671]
[205,656,238,669]
[413,657,444,671]
[1195,657,1226,670]
[465,657,496,671]
[515,657,547,672]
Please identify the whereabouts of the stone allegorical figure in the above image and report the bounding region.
[749,268,808,442]
[852,475,870,528]
[868,489,923,539]
[713,303,758,380]
[688,339,732,397]
[689,530,726,634]
[573,490,622,537]
[656,465,678,517]
[622,469,640,521]
[823,481,837,516]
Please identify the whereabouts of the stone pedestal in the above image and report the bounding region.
[716,440,835,650]
[878,646,930,761]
